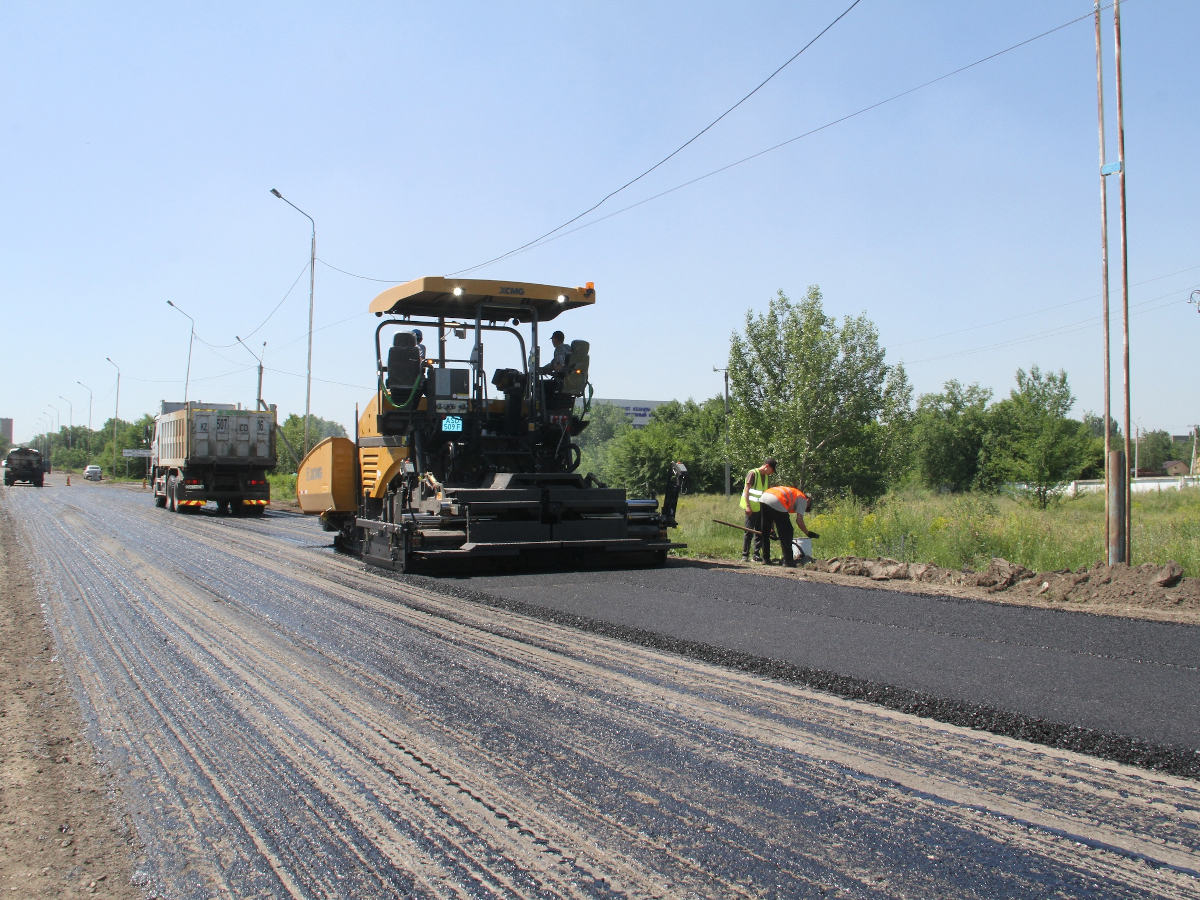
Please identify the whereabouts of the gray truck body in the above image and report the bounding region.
[150,402,277,513]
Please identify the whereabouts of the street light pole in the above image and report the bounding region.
[58,395,73,448]
[77,381,93,453]
[166,300,195,403]
[270,188,316,455]
[713,366,730,497]
[106,357,120,476]
[236,336,267,410]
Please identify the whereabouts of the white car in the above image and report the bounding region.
[84,465,102,481]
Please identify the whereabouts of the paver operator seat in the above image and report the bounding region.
[386,331,424,409]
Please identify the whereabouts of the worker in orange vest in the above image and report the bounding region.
[753,484,818,567]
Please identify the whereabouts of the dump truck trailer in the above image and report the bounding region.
[296,276,686,572]
[150,402,276,514]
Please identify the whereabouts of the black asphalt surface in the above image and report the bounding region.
[435,559,1200,776]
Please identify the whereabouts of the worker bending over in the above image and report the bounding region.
[755,485,817,568]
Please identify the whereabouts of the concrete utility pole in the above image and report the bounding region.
[236,337,267,410]
[714,366,730,497]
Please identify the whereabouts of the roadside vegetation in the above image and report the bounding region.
[676,488,1200,577]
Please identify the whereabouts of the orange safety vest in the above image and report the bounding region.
[762,485,807,514]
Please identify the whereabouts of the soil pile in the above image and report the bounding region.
[801,556,1200,623]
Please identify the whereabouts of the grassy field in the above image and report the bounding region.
[676,487,1200,577]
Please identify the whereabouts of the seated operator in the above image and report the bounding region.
[538,330,570,378]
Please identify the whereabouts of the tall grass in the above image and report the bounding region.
[674,486,1200,577]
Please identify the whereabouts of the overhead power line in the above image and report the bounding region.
[445,0,866,276]
[317,3,1122,286]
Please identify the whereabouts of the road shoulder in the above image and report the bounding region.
[0,495,139,898]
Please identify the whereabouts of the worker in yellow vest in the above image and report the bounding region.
[753,484,818,568]
[739,457,776,562]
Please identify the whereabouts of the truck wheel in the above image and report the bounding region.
[34,475,44,488]
[155,491,167,508]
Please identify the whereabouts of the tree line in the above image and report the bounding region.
[578,286,1192,508]
[7,414,345,477]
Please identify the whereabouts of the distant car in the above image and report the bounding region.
[84,465,102,481]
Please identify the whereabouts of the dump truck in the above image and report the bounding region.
[150,402,276,514]
[4,447,44,487]
[296,276,686,572]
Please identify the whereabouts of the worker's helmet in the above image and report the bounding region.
[412,328,423,342]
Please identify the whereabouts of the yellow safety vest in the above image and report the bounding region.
[739,468,769,511]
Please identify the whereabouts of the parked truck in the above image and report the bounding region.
[4,447,44,487]
[150,402,276,514]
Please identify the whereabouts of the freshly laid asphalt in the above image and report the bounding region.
[436,559,1200,777]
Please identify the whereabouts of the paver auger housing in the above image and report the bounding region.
[296,276,686,572]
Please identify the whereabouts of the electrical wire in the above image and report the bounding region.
[445,0,866,276]
[305,4,1123,287]
[479,5,1111,264]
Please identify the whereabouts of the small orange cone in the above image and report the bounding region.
[66,474,71,486]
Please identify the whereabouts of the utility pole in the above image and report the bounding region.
[1114,0,1132,563]
[714,366,730,497]
[1095,0,1132,564]
[236,337,267,410]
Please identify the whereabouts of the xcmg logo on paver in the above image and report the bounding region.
[499,286,526,295]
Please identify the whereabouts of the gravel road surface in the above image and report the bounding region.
[5,477,1199,898]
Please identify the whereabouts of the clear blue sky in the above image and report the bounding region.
[3,1,1197,447]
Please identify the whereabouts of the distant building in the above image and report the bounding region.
[592,398,668,429]
[1164,460,1189,477]
[0,418,11,444]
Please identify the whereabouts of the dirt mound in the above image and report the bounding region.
[804,556,1200,623]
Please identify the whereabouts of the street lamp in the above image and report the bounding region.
[106,357,120,476]
[236,336,267,410]
[1189,290,1200,313]
[58,394,73,448]
[77,381,93,453]
[270,187,316,455]
[166,300,195,403]
[714,366,731,497]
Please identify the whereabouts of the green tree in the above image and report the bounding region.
[577,401,633,482]
[911,380,992,492]
[726,286,911,501]
[279,414,348,472]
[1136,429,1173,474]
[979,366,1091,507]
[602,398,728,494]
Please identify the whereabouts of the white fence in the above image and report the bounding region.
[1067,475,1200,496]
